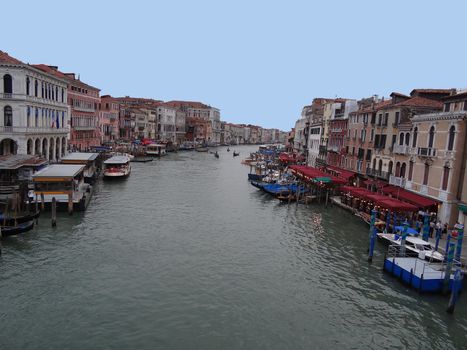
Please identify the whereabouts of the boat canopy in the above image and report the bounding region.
[33,164,85,180]
[104,156,130,165]
[61,152,99,162]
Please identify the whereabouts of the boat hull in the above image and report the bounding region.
[1,220,34,237]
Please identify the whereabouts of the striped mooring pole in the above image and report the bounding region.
[422,214,430,242]
[368,208,377,262]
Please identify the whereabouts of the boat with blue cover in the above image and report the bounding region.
[248,173,266,181]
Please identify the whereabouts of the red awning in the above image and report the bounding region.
[382,186,440,208]
[290,165,342,185]
[325,165,356,181]
[378,198,418,212]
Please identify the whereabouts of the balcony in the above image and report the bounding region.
[393,144,410,155]
[74,126,96,131]
[418,147,437,157]
[389,175,406,188]
[366,168,390,180]
[0,93,68,107]
[0,126,68,134]
[331,128,343,133]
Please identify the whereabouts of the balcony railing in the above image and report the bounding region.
[389,175,406,188]
[366,168,390,180]
[418,147,437,157]
[393,144,410,155]
[0,126,68,134]
[0,93,68,107]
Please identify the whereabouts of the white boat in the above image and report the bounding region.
[377,233,444,262]
[145,144,167,157]
[103,155,131,179]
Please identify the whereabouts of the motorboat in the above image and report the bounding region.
[103,155,131,179]
[377,233,444,262]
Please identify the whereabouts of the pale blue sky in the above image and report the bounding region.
[3,0,465,130]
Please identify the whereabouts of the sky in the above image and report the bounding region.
[3,0,466,131]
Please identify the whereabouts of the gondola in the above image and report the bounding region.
[227,148,230,152]
[0,210,40,226]
[214,152,219,158]
[233,152,240,157]
[247,173,266,181]
[1,220,35,237]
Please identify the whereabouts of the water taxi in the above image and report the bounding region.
[103,155,131,179]
[145,144,167,157]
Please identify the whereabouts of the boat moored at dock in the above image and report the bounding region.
[145,144,167,157]
[31,164,92,212]
[103,156,131,179]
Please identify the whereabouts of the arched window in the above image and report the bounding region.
[423,163,430,185]
[428,126,435,148]
[395,162,401,177]
[61,88,64,102]
[35,107,39,127]
[408,161,414,181]
[55,86,58,101]
[3,74,12,94]
[442,166,450,191]
[41,82,44,97]
[4,106,13,126]
[35,80,38,96]
[399,133,404,145]
[61,111,65,128]
[412,127,418,148]
[388,161,393,175]
[378,159,383,175]
[448,125,455,151]
[26,77,30,95]
[400,163,407,178]
[405,133,410,146]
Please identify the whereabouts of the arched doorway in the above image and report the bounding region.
[27,138,33,155]
[395,162,401,177]
[35,138,41,156]
[42,138,48,159]
[61,137,67,156]
[49,137,55,161]
[0,138,17,155]
[55,137,60,160]
[388,161,393,176]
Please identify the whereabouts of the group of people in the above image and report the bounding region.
[413,214,463,239]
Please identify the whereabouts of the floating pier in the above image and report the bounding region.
[383,246,464,293]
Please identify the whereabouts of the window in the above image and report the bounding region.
[442,166,450,191]
[3,74,12,94]
[61,88,64,102]
[423,164,430,185]
[448,125,455,151]
[405,133,410,146]
[408,161,414,181]
[400,163,406,178]
[366,149,372,161]
[370,129,374,141]
[444,103,450,112]
[464,102,467,111]
[428,126,435,148]
[378,114,382,126]
[399,133,404,145]
[35,80,38,96]
[383,113,388,126]
[41,82,44,97]
[412,127,418,148]
[27,106,31,127]
[3,106,12,126]
[26,77,30,95]
[395,112,400,126]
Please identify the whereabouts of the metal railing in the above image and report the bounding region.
[418,147,437,157]
[389,175,406,188]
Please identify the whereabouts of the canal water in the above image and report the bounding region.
[1,146,466,349]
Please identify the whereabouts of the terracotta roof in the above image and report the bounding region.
[165,100,210,109]
[392,96,443,109]
[0,50,24,65]
[390,92,410,98]
[357,100,391,114]
[33,64,100,91]
[410,88,455,95]
[443,91,467,101]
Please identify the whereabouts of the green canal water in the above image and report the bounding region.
[1,146,466,349]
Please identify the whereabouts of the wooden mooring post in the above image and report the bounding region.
[67,193,73,215]
[51,197,57,227]
[40,193,45,211]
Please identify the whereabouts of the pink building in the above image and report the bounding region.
[99,95,120,143]
[34,65,101,150]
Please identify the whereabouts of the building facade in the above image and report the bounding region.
[0,51,69,161]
